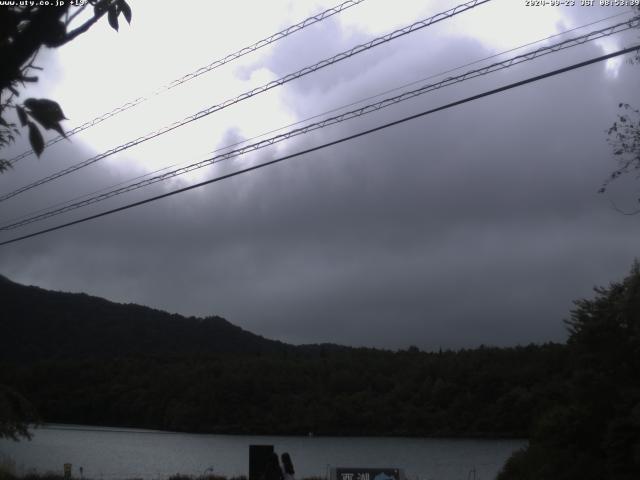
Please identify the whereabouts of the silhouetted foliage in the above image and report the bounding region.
[498,261,640,479]
[601,103,640,212]
[0,345,568,437]
[0,385,38,441]
[600,6,640,210]
[0,0,132,162]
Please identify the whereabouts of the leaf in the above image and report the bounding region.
[94,0,108,16]
[108,6,119,31]
[0,159,13,173]
[0,116,9,128]
[23,98,67,137]
[28,122,44,157]
[16,106,28,127]
[49,122,66,138]
[119,0,132,24]
[24,98,67,123]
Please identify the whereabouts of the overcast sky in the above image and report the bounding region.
[1,0,640,350]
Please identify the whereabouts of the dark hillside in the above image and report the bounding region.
[0,273,568,438]
[0,275,287,360]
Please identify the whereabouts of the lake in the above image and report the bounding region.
[0,425,526,480]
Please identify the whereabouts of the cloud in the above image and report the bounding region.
[1,1,639,350]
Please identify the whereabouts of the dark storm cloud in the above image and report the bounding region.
[1,8,640,349]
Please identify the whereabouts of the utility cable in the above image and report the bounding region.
[72,9,636,209]
[2,18,636,231]
[0,0,491,203]
[14,8,633,211]
[7,0,369,165]
[5,8,629,222]
[1,44,637,247]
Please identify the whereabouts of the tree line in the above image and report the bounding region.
[1,262,639,478]
[0,343,567,438]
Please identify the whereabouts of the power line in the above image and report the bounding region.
[4,18,635,229]
[1,44,637,248]
[0,0,491,203]
[73,10,637,211]
[3,18,636,231]
[5,9,628,226]
[14,9,625,229]
[0,163,178,227]
[7,0,369,165]
[9,6,631,222]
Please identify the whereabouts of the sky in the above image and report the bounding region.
[1,0,640,350]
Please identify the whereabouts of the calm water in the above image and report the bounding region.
[0,425,526,480]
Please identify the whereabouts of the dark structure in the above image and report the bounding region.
[249,445,274,480]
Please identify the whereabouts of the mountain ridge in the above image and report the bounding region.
[0,274,290,360]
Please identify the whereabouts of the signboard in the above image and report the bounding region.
[334,468,402,480]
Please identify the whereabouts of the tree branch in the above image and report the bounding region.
[65,4,88,27]
[60,0,114,45]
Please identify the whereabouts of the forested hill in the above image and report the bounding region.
[3,266,639,477]
[0,273,567,438]
[0,274,288,360]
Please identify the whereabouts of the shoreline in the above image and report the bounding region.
[30,423,528,441]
